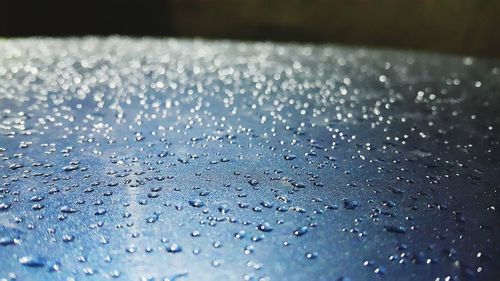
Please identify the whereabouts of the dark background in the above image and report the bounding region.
[1,0,500,58]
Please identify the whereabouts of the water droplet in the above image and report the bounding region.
[166,243,183,253]
[257,222,273,232]
[60,206,77,213]
[19,256,46,267]
[0,203,11,211]
[0,236,19,246]
[188,200,205,208]
[305,252,318,260]
[248,179,259,186]
[343,199,359,210]
[293,226,308,236]
[383,225,407,234]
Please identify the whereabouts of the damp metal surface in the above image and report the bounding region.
[0,38,499,281]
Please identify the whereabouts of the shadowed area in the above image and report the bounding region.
[1,1,500,57]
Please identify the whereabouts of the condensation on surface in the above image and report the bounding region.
[0,38,499,281]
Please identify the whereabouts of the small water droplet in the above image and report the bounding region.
[293,226,308,236]
[257,222,273,232]
[166,243,182,253]
[188,200,205,208]
[19,256,46,267]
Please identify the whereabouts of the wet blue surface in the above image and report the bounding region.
[0,38,499,281]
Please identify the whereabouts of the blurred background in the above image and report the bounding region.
[1,0,499,58]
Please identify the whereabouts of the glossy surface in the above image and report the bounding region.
[0,38,499,281]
